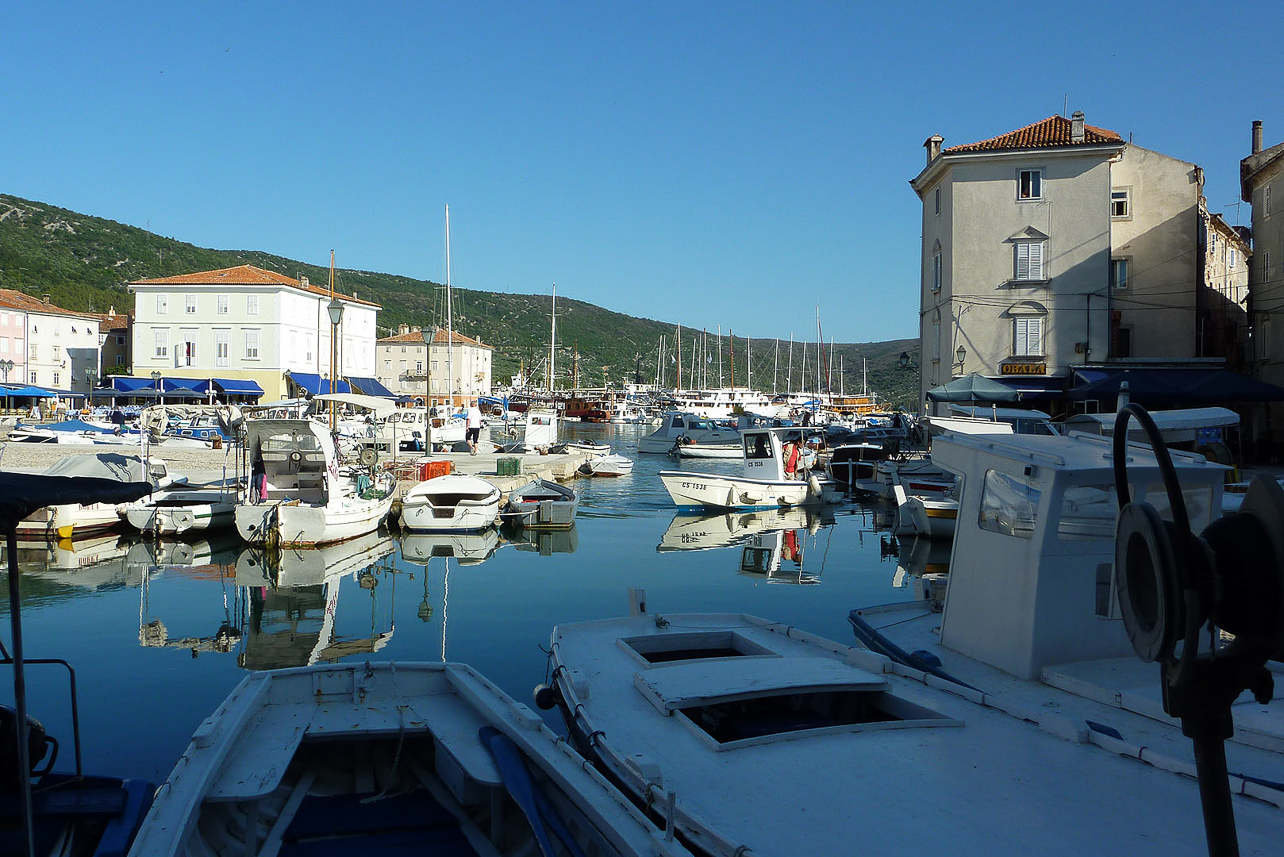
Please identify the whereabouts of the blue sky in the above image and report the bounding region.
[4,2,1282,343]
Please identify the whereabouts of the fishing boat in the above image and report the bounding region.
[119,479,239,537]
[637,412,740,454]
[399,474,502,532]
[15,452,179,541]
[127,662,693,857]
[401,527,501,565]
[657,427,840,511]
[541,609,1283,857]
[580,453,634,477]
[234,419,395,548]
[504,479,578,529]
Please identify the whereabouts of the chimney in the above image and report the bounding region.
[399,324,409,335]
[924,135,944,164]
[42,294,51,304]
[300,275,309,287]
[1253,120,1263,155]
[1070,111,1085,143]
[108,306,115,318]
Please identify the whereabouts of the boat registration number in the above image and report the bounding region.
[680,482,707,491]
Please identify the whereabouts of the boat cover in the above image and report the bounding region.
[42,452,154,484]
[0,472,152,528]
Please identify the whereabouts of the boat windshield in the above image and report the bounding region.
[688,418,715,431]
[744,434,774,460]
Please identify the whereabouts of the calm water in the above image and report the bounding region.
[3,422,917,783]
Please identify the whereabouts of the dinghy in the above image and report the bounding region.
[127,662,693,857]
[120,479,238,536]
[400,474,502,531]
[16,452,178,541]
[542,610,1284,857]
[580,453,634,477]
[504,479,578,529]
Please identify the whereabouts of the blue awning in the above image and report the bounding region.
[111,377,158,393]
[286,372,350,396]
[163,377,205,393]
[200,378,264,396]
[1068,367,1284,404]
[3,385,59,398]
[346,376,396,398]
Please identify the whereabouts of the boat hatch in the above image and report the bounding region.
[622,630,776,663]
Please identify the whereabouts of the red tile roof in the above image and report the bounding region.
[377,326,492,349]
[97,312,130,332]
[0,288,100,320]
[944,116,1123,154]
[132,265,381,308]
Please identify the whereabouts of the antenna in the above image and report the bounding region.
[1062,93,1068,118]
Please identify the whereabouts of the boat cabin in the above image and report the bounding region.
[246,420,335,505]
[939,406,1058,436]
[740,427,800,481]
[930,431,1227,680]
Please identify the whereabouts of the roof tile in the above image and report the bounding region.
[0,288,101,320]
[132,264,381,308]
[944,115,1123,154]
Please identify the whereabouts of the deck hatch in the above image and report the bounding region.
[622,630,775,663]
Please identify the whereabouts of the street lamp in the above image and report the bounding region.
[955,345,967,367]
[85,368,97,413]
[327,295,344,432]
[0,359,13,414]
[151,370,163,406]
[899,351,918,369]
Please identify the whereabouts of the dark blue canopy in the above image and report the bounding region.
[1068,367,1284,404]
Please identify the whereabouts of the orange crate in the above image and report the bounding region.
[419,459,453,481]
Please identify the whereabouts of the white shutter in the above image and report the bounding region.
[1028,242,1044,279]
[1014,317,1044,356]
[1016,244,1030,280]
[1015,241,1045,280]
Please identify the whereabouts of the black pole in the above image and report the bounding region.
[1192,733,1239,857]
[6,526,36,857]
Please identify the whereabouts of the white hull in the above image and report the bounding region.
[236,493,393,547]
[121,489,237,536]
[582,453,634,476]
[17,503,124,541]
[399,475,501,532]
[658,470,831,510]
[905,495,958,540]
[671,444,742,459]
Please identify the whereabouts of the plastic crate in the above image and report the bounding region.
[418,460,453,481]
[496,457,521,477]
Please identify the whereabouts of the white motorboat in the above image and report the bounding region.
[542,610,1283,857]
[128,662,693,857]
[401,527,501,565]
[851,427,1284,848]
[580,453,634,476]
[15,452,178,541]
[399,473,502,532]
[6,418,141,444]
[235,419,395,548]
[658,427,840,511]
[504,479,578,529]
[120,480,239,536]
[637,412,740,454]
[668,442,742,459]
[891,481,958,540]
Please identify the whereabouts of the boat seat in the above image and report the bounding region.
[280,791,473,857]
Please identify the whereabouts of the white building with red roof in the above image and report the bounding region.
[129,265,381,401]
[0,289,101,395]
[376,324,493,406]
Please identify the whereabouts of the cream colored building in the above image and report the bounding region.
[910,113,1214,415]
[1241,120,1284,441]
[1198,204,1251,366]
[0,290,101,394]
[129,265,381,401]
[376,324,493,406]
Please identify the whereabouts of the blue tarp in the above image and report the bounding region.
[38,419,116,434]
[3,385,59,398]
[346,376,396,398]
[287,372,351,396]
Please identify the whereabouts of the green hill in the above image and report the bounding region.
[0,193,920,408]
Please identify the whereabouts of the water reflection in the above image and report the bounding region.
[892,537,952,601]
[657,507,836,584]
[502,522,579,555]
[401,529,501,566]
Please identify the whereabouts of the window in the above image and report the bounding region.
[384,359,391,371]
[29,345,36,361]
[116,335,125,346]
[1265,251,1273,285]
[216,331,229,367]
[244,329,260,359]
[978,469,1040,539]
[0,338,6,354]
[180,332,196,366]
[932,318,941,362]
[1267,185,1273,218]
[1018,169,1042,200]
[157,295,168,314]
[1111,188,1131,218]
[1263,318,1272,361]
[247,294,259,315]
[154,329,169,358]
[305,334,313,363]
[934,187,941,216]
[51,344,60,360]
[217,294,228,315]
[1230,248,1238,268]
[29,371,36,384]
[186,294,197,314]
[1014,316,1043,356]
[1115,326,1132,358]
[416,360,423,374]
[932,251,942,291]
[1111,258,1129,290]
[115,354,124,366]
[1015,241,1045,280]
[52,372,59,386]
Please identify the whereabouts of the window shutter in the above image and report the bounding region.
[1028,242,1044,279]
[1028,318,1042,355]
[1016,245,1030,280]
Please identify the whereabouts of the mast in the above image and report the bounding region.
[787,335,794,395]
[328,249,337,431]
[702,329,708,389]
[829,336,835,398]
[729,328,735,389]
[717,325,723,387]
[815,307,822,401]
[675,323,682,392]
[746,334,752,391]
[573,342,579,389]
[690,336,697,387]
[773,338,779,394]
[657,335,664,388]
[549,283,557,392]
[445,205,454,408]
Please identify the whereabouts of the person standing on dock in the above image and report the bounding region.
[466,399,483,455]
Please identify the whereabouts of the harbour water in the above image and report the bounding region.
[3,422,915,784]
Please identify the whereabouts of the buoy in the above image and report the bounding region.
[808,474,822,496]
[533,683,559,710]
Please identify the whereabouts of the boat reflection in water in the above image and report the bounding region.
[235,531,398,671]
[892,536,952,600]
[134,532,248,656]
[500,519,579,555]
[400,528,501,566]
[20,533,132,574]
[658,506,834,584]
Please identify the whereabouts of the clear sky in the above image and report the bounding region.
[4,2,1282,343]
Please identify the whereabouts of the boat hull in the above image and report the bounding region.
[658,470,820,511]
[235,494,393,547]
[124,503,235,536]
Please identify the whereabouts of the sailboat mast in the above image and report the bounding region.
[828,336,834,398]
[773,338,779,394]
[787,335,794,395]
[729,328,735,389]
[675,323,682,392]
[717,325,723,387]
[815,307,822,400]
[445,205,454,408]
[702,329,708,389]
[549,283,557,392]
[657,335,664,388]
[746,334,752,391]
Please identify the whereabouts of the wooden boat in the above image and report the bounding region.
[120,480,238,536]
[580,453,634,476]
[657,427,840,511]
[127,662,693,857]
[235,419,395,548]
[16,452,178,541]
[400,474,501,532]
[504,479,578,529]
[542,610,1284,856]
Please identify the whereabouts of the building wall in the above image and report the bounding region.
[1199,207,1250,366]
[26,310,100,392]
[376,333,493,405]
[0,309,27,387]
[1109,145,1202,359]
[1249,159,1284,383]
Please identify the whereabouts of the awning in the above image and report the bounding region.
[926,373,1021,403]
[345,376,396,398]
[285,372,350,396]
[1067,367,1284,404]
[193,378,265,397]
[110,377,158,393]
[995,376,1067,399]
[2,385,59,398]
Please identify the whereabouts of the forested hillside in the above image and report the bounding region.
[0,193,919,407]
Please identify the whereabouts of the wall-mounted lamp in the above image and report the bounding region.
[955,345,967,366]
[899,351,919,369]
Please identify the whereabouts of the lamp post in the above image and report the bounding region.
[85,369,96,413]
[955,345,967,369]
[327,295,344,432]
[151,370,162,406]
[0,359,13,414]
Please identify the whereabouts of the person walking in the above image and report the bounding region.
[465,399,484,455]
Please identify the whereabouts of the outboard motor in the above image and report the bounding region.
[0,705,56,790]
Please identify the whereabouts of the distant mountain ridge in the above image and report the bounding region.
[0,192,918,407]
